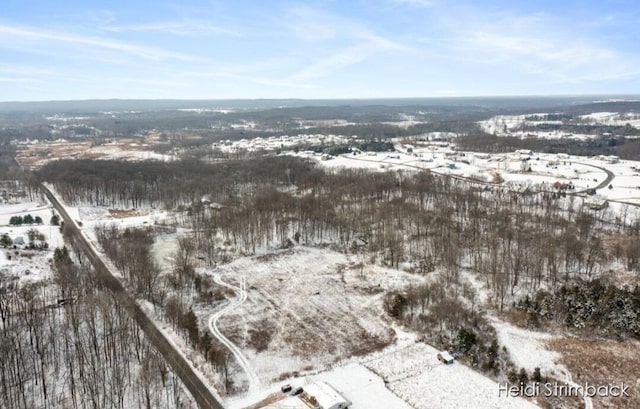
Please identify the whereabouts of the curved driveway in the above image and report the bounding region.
[209,274,261,394]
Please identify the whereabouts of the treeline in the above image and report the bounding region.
[0,246,194,409]
[0,125,51,144]
[37,156,321,209]
[0,141,21,180]
[515,279,640,340]
[525,122,640,137]
[95,226,160,300]
[9,214,43,225]
[458,131,640,160]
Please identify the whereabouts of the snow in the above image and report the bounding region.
[579,111,640,128]
[479,112,640,138]
[198,247,547,409]
[0,201,51,225]
[312,363,413,409]
[209,274,262,393]
[0,200,64,283]
[239,355,540,409]
[580,112,618,120]
[293,145,640,214]
[16,139,178,169]
[361,342,540,409]
[137,299,228,401]
[0,193,200,408]
[490,318,565,379]
[194,247,423,393]
[0,247,8,266]
[213,133,351,153]
[151,232,179,271]
[22,136,640,408]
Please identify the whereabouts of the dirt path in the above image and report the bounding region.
[209,274,261,394]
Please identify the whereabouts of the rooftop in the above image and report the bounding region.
[260,382,350,409]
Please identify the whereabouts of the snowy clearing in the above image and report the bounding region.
[196,247,414,387]
[362,341,540,409]
[490,318,565,379]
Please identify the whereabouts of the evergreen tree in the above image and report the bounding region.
[0,233,12,248]
[183,309,199,347]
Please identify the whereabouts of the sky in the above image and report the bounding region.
[1,0,640,101]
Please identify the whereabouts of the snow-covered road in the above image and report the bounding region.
[209,274,261,394]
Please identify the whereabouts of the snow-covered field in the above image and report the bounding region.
[579,112,640,128]
[15,138,176,169]
[231,322,542,409]
[490,318,564,379]
[479,112,640,139]
[196,247,420,387]
[0,200,63,283]
[193,247,551,409]
[363,341,540,409]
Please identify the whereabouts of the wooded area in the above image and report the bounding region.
[0,245,194,409]
[39,156,640,314]
[37,155,640,387]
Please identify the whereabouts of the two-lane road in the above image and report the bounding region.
[41,184,225,409]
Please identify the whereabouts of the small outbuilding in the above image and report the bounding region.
[302,382,351,409]
[262,382,351,409]
[437,351,455,365]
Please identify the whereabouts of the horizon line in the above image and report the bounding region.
[2,93,640,105]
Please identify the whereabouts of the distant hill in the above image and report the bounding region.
[2,95,639,114]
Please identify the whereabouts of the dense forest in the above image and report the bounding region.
[0,245,194,409]
[38,156,640,340]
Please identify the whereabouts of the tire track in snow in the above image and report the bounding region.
[563,369,593,409]
[209,274,261,394]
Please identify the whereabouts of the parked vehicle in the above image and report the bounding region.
[437,351,455,365]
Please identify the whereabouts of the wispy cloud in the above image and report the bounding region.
[115,77,189,88]
[186,70,314,89]
[289,37,409,82]
[100,21,241,37]
[389,0,434,8]
[285,7,414,81]
[287,9,338,42]
[0,76,42,84]
[0,24,201,62]
[0,63,53,76]
[443,9,640,84]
